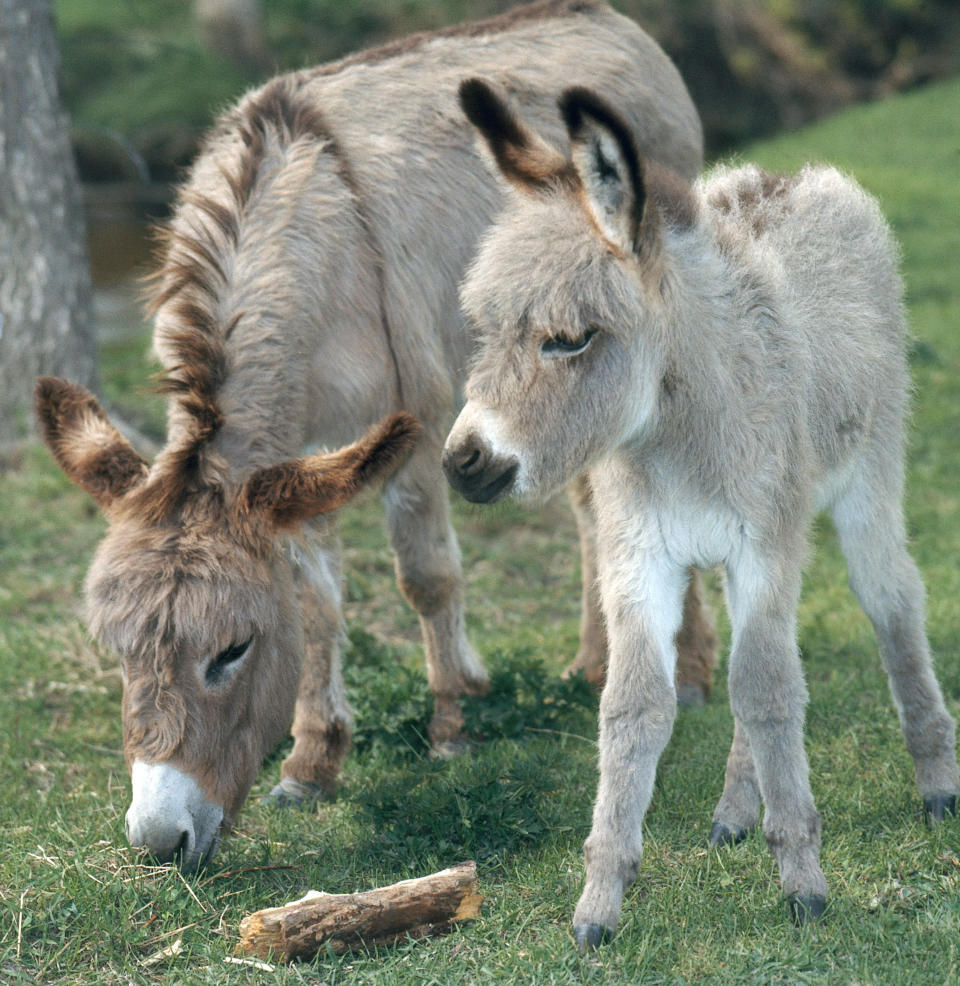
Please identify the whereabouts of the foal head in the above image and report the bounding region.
[444,79,688,503]
[35,377,417,868]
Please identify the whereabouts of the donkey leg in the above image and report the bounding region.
[710,717,762,846]
[562,474,608,687]
[573,568,685,948]
[384,437,488,754]
[268,529,353,806]
[832,476,959,820]
[572,482,687,948]
[564,475,717,705]
[675,569,718,707]
[726,549,828,923]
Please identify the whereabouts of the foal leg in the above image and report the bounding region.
[572,477,687,949]
[726,547,828,923]
[269,524,353,805]
[384,435,488,754]
[563,475,718,704]
[832,473,958,820]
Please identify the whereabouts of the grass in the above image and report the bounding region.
[2,77,960,984]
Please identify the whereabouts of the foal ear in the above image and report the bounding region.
[34,377,149,509]
[240,413,421,531]
[559,87,655,257]
[459,77,571,192]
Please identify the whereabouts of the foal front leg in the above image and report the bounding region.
[572,483,687,948]
[726,548,828,922]
[564,474,717,705]
[384,435,488,754]
[573,561,686,949]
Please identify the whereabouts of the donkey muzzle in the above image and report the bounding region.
[125,760,223,871]
[442,434,518,503]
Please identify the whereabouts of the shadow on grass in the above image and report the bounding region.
[338,629,599,869]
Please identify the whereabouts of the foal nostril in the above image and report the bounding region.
[442,438,489,481]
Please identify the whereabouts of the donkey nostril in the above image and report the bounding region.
[460,448,481,472]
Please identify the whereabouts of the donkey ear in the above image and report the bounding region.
[34,377,149,509]
[240,413,421,531]
[459,77,571,192]
[559,87,656,257]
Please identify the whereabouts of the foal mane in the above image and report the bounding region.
[134,77,330,524]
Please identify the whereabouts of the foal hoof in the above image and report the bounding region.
[261,777,331,809]
[709,821,748,848]
[787,893,826,925]
[573,923,613,953]
[923,794,957,826]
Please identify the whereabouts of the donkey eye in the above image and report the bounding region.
[205,636,253,685]
[541,327,598,357]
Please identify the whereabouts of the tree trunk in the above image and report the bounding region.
[0,0,96,452]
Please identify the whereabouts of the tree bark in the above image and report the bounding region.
[0,0,96,452]
[236,862,483,960]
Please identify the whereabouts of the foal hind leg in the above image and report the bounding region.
[832,473,958,820]
[563,475,717,705]
[269,523,353,805]
[384,436,488,754]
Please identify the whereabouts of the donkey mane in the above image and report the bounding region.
[136,76,337,524]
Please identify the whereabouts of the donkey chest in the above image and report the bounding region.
[651,490,745,571]
[595,458,746,572]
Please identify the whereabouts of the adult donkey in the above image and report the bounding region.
[35,0,712,871]
[444,81,958,948]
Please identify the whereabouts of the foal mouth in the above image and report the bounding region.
[446,459,518,504]
[441,435,520,504]
[473,462,519,503]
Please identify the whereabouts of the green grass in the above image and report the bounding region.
[2,78,960,984]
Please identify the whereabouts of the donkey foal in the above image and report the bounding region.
[443,81,959,949]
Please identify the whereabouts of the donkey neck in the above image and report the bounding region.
[153,102,382,488]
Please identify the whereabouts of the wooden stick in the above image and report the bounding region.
[236,861,482,961]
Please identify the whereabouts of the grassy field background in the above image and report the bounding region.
[1,77,959,984]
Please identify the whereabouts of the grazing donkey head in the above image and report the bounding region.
[36,377,418,869]
[444,79,688,502]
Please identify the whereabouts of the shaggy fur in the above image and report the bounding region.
[444,84,959,948]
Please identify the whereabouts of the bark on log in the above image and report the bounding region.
[236,862,482,961]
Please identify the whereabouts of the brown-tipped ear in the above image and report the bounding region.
[459,77,573,192]
[239,412,421,530]
[34,377,149,509]
[559,87,657,258]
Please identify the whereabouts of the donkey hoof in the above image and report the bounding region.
[262,777,331,809]
[709,821,748,848]
[923,794,957,826]
[573,923,613,953]
[787,893,826,925]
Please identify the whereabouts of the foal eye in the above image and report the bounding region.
[541,327,598,357]
[205,636,253,685]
